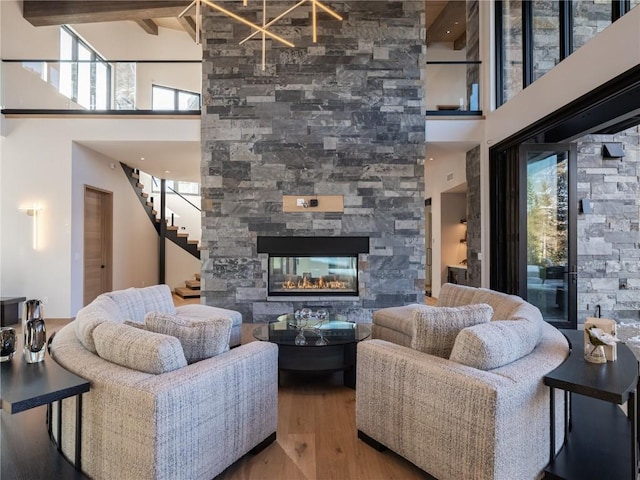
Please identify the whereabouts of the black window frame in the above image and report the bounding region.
[151,84,201,111]
[60,25,111,110]
[495,0,635,108]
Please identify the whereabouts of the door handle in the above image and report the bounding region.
[101,265,105,269]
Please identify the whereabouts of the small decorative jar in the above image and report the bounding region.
[23,299,47,363]
[0,327,17,362]
[584,343,607,364]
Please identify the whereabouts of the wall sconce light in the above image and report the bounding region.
[602,143,625,159]
[20,205,43,250]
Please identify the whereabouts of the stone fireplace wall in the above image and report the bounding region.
[200,1,426,322]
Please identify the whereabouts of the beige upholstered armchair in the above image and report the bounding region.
[356,283,569,480]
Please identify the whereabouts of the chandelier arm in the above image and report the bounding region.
[200,0,295,47]
[314,0,343,21]
[178,0,197,18]
[239,0,308,45]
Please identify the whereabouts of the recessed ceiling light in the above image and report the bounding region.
[446,30,451,34]
[454,22,459,25]
[429,157,434,161]
[164,170,171,174]
[140,157,145,160]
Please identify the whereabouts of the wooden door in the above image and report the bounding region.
[84,186,113,306]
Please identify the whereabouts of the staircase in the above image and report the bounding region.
[175,273,201,299]
[121,163,200,259]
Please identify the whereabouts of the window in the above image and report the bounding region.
[152,85,200,111]
[496,0,636,107]
[152,180,200,196]
[572,0,612,52]
[500,0,524,104]
[59,26,110,109]
[532,0,560,81]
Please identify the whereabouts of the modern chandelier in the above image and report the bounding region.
[179,0,343,70]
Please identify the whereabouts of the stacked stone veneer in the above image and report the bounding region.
[577,126,640,323]
[466,146,481,287]
[199,1,426,322]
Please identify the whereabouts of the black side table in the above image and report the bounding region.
[1,354,90,471]
[0,297,26,326]
[544,329,639,480]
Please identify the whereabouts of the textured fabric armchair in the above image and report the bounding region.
[356,283,569,480]
[50,285,278,480]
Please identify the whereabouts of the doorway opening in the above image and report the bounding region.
[84,186,113,306]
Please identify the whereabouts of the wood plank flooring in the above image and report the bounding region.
[216,373,429,480]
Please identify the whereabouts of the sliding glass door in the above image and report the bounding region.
[520,144,577,328]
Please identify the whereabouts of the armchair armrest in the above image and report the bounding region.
[356,334,566,480]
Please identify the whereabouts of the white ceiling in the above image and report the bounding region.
[78,140,201,183]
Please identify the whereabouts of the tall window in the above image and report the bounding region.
[572,0,612,52]
[59,26,110,109]
[500,0,523,104]
[532,0,560,81]
[497,0,635,107]
[152,85,200,111]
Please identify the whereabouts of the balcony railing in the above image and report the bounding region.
[425,60,482,116]
[1,59,201,114]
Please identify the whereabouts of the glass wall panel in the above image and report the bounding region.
[632,0,640,9]
[532,0,560,81]
[573,0,612,52]
[501,0,523,103]
[77,44,91,109]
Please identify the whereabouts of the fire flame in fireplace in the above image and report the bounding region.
[282,276,350,290]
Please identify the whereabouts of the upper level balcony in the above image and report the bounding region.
[1,59,201,116]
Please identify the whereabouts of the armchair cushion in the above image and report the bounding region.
[139,284,177,316]
[411,304,493,358]
[145,312,231,363]
[450,320,540,370]
[104,287,146,322]
[93,322,187,374]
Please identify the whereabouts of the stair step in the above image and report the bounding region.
[151,210,157,216]
[141,192,149,198]
[146,201,153,207]
[195,273,201,281]
[167,225,179,231]
[185,280,200,289]
[175,287,201,298]
[136,182,144,188]
[187,239,199,245]
[131,172,139,179]
[177,232,188,238]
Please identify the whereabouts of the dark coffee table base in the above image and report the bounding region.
[278,342,357,388]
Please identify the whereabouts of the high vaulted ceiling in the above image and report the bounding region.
[23,1,199,41]
[23,0,466,47]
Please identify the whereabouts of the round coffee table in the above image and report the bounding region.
[253,313,371,388]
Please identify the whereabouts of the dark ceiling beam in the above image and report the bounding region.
[23,1,192,26]
[426,0,467,46]
[135,19,159,36]
[178,15,198,43]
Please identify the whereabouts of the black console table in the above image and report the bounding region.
[544,329,639,480]
[1,353,90,471]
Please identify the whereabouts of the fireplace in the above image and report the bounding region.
[257,237,369,297]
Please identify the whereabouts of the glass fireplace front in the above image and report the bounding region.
[268,255,358,296]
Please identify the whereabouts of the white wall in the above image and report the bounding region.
[424,152,467,297]
[166,241,201,292]
[71,144,159,312]
[1,117,200,317]
[425,43,468,110]
[440,191,467,283]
